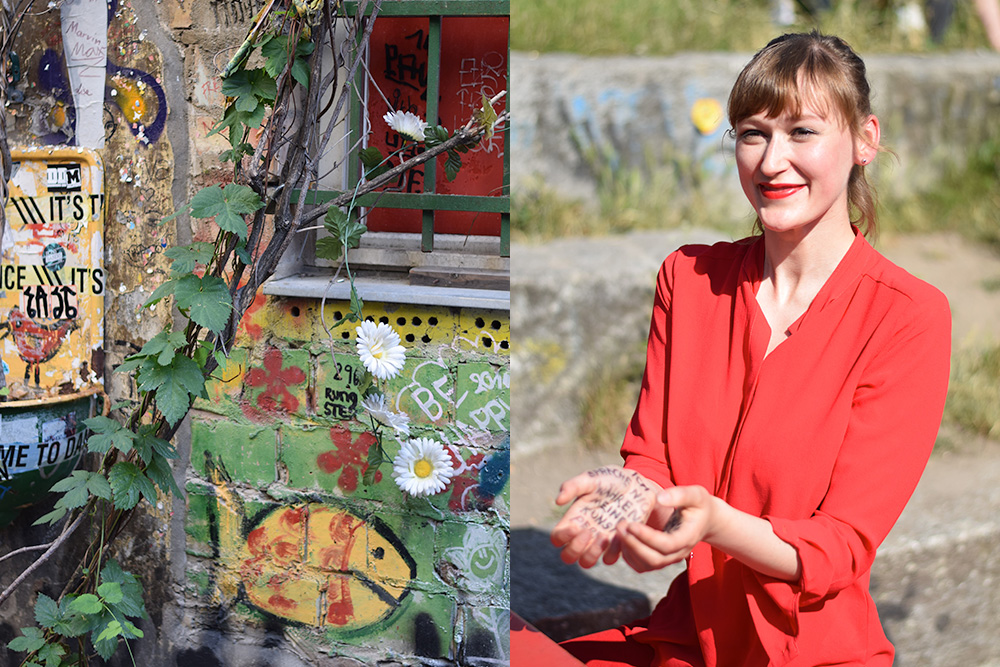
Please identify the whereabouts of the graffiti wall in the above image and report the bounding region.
[185,298,511,664]
[0,0,510,665]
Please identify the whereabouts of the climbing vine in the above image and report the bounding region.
[1,0,507,664]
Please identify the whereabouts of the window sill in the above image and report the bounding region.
[263,272,510,311]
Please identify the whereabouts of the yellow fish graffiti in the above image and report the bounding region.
[206,455,417,630]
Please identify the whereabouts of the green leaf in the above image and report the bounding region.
[95,619,122,644]
[143,278,176,308]
[189,184,263,241]
[37,641,66,667]
[87,473,113,501]
[444,150,462,182]
[85,417,134,455]
[324,207,366,250]
[91,614,118,661]
[221,68,276,104]
[291,57,310,88]
[97,582,123,606]
[261,35,290,78]
[349,288,365,324]
[51,471,91,510]
[315,236,344,262]
[108,463,143,510]
[33,507,67,526]
[35,594,60,629]
[68,594,103,615]
[359,146,389,180]
[424,125,450,148]
[147,452,182,497]
[363,440,385,486]
[474,92,499,140]
[165,242,216,277]
[122,619,144,639]
[8,626,45,652]
[100,561,146,619]
[136,354,205,427]
[173,274,233,334]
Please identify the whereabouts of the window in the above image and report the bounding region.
[265,0,509,309]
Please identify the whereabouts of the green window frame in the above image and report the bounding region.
[309,0,510,258]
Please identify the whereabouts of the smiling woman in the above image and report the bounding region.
[549,32,952,667]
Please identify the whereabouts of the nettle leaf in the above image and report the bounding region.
[84,417,135,455]
[189,184,263,241]
[90,612,119,661]
[173,274,233,334]
[34,594,61,629]
[165,242,215,277]
[324,207,366,250]
[8,626,45,652]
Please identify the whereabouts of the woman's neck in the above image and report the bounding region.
[761,222,856,301]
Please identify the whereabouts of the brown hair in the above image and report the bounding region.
[728,32,880,238]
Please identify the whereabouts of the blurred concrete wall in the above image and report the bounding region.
[512,51,1000,209]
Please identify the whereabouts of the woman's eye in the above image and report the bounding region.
[739,129,764,141]
[793,128,816,137]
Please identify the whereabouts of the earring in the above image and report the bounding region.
[861,158,868,165]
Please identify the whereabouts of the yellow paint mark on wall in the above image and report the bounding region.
[458,310,509,355]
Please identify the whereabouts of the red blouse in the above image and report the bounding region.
[621,233,951,666]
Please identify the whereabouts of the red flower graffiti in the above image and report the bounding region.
[245,347,306,413]
[316,425,381,492]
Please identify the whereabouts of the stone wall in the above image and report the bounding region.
[512,50,1000,209]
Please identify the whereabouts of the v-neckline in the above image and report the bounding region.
[742,231,869,363]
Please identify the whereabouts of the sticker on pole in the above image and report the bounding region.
[0,147,105,401]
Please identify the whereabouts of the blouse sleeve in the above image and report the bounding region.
[757,285,952,609]
[621,252,678,491]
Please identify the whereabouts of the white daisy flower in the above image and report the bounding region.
[392,437,455,497]
[361,392,411,439]
[356,320,407,381]
[383,110,428,143]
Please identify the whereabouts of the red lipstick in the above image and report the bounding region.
[759,183,804,200]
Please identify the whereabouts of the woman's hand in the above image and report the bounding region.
[616,485,718,573]
[550,467,662,568]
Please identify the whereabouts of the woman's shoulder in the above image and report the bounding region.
[663,237,756,273]
[860,242,951,325]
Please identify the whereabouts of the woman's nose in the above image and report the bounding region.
[760,136,790,175]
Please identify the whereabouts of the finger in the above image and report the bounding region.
[550,512,587,548]
[619,522,689,571]
[602,533,623,566]
[656,485,704,511]
[558,524,602,566]
[555,473,599,506]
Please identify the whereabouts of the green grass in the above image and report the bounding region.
[512,0,993,56]
[881,138,1000,249]
[946,343,1000,439]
